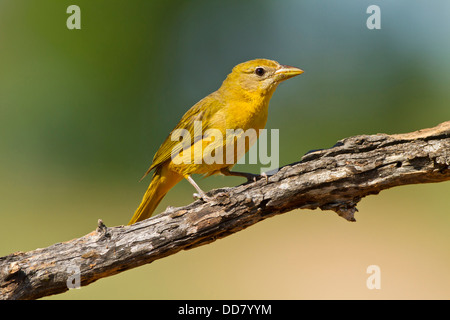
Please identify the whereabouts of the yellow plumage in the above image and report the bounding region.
[128,59,303,225]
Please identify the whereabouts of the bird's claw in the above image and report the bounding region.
[193,192,213,202]
[247,172,269,183]
[260,172,269,183]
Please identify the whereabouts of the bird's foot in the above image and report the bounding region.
[245,172,269,183]
[193,192,213,202]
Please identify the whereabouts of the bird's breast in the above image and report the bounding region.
[224,97,270,133]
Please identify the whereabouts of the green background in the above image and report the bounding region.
[1,0,449,299]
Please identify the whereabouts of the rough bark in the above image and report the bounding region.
[1,121,450,300]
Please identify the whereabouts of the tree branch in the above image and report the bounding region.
[1,121,450,300]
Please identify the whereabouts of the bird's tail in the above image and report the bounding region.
[128,166,183,225]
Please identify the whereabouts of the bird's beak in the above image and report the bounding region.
[274,65,304,81]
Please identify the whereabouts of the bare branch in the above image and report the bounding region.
[1,121,450,300]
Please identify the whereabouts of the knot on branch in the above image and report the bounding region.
[321,200,360,222]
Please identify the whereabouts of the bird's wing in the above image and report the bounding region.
[141,92,224,180]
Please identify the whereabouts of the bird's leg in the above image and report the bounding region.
[220,168,268,183]
[186,175,212,202]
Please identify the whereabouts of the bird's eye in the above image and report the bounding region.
[255,67,265,76]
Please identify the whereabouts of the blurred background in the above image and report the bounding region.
[1,0,449,299]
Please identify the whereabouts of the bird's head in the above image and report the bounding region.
[221,59,304,97]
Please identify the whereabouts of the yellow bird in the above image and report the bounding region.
[128,59,303,225]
